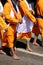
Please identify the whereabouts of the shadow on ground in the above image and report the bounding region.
[2,37,43,56]
[16,37,42,49]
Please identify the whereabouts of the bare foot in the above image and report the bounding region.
[26,48,33,52]
[33,43,39,46]
[12,54,20,60]
[0,50,6,55]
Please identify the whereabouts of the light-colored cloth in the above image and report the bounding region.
[16,15,33,33]
[10,9,14,18]
[24,0,32,11]
[0,2,3,16]
[16,1,33,33]
[10,5,19,18]
[0,2,3,13]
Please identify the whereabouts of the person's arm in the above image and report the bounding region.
[0,16,8,30]
[18,1,36,23]
[3,2,19,24]
[24,1,35,15]
[9,0,22,20]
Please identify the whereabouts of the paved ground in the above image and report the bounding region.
[0,50,43,65]
[0,34,43,65]
[0,42,43,65]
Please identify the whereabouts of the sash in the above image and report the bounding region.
[35,14,43,18]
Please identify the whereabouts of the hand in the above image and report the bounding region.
[18,19,23,24]
[31,10,35,15]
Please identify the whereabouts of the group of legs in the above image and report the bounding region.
[0,17,43,60]
[32,22,41,46]
[16,32,32,52]
[0,0,43,60]
[0,17,40,59]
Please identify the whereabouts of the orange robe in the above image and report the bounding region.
[2,2,19,48]
[17,0,36,40]
[18,0,36,23]
[32,22,41,35]
[0,16,8,39]
[34,0,43,36]
[0,2,8,41]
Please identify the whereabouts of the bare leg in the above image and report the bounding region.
[26,40,32,52]
[10,47,20,60]
[14,47,16,51]
[14,47,18,51]
[33,34,39,46]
